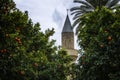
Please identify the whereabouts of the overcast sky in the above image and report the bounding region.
[14,0,79,49]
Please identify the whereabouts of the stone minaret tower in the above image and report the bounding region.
[61,13,77,58]
[62,14,74,49]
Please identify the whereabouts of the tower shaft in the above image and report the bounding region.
[62,32,74,49]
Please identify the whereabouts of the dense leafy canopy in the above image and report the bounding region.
[0,0,73,80]
[71,7,120,80]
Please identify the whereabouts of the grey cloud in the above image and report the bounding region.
[61,0,74,9]
[52,9,63,28]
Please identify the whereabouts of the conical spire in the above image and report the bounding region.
[62,14,73,32]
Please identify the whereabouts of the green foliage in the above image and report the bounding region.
[73,7,120,80]
[0,0,73,80]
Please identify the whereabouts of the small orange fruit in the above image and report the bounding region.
[16,27,20,31]
[5,34,9,37]
[108,36,112,40]
[82,62,85,65]
[104,29,109,33]
[20,70,25,75]
[3,49,7,53]
[100,44,104,48]
[33,63,38,67]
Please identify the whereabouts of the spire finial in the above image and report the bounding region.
[67,9,69,15]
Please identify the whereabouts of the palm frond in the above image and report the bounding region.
[71,5,94,15]
[86,0,109,8]
[72,18,81,28]
[74,0,94,9]
[73,15,82,20]
[76,23,83,34]
[70,6,81,12]
[107,0,120,8]
[71,11,83,15]
[73,12,83,17]
[76,21,86,35]
[105,0,112,7]
[111,4,120,9]
[80,5,94,12]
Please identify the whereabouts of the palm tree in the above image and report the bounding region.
[71,0,120,28]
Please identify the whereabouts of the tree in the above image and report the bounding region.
[72,7,120,80]
[0,0,73,80]
[70,0,120,30]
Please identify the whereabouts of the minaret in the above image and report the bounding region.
[61,11,77,58]
[62,14,74,49]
